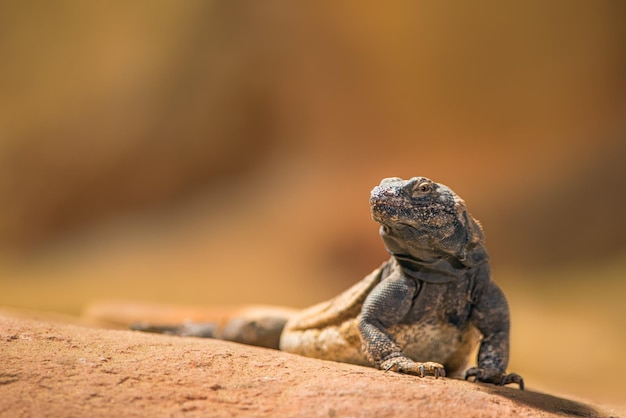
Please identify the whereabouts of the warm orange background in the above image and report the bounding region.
[1,1,624,407]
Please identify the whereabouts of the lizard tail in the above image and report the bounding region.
[130,321,218,337]
[83,300,297,349]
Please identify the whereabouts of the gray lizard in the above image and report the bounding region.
[134,177,523,388]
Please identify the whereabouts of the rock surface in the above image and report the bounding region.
[0,315,621,418]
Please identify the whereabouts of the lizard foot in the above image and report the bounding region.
[380,357,445,378]
[464,367,524,390]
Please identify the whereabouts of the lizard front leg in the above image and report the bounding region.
[358,275,445,378]
[467,280,524,389]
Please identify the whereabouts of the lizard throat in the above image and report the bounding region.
[391,253,466,284]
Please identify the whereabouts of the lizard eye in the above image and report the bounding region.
[414,182,432,195]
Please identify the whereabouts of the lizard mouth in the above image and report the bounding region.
[369,183,409,207]
[369,195,410,209]
[370,201,411,225]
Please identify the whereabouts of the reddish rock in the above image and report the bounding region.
[0,315,620,418]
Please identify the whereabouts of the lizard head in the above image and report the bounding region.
[370,177,484,263]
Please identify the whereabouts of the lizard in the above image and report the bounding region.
[132,177,524,389]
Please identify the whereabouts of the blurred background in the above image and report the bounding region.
[0,0,624,407]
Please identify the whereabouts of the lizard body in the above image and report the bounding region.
[134,177,523,388]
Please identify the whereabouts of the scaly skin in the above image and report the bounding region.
[135,177,524,389]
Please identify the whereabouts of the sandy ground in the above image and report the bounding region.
[1,313,623,418]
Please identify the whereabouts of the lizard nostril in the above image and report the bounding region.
[383,187,401,197]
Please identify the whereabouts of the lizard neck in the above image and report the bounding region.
[391,251,485,284]
[391,253,461,283]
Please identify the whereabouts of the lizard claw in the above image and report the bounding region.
[418,364,425,377]
[465,367,524,390]
[464,367,481,381]
[500,373,524,390]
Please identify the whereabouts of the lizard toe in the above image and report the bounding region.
[465,368,524,390]
[501,373,524,390]
[381,357,445,378]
